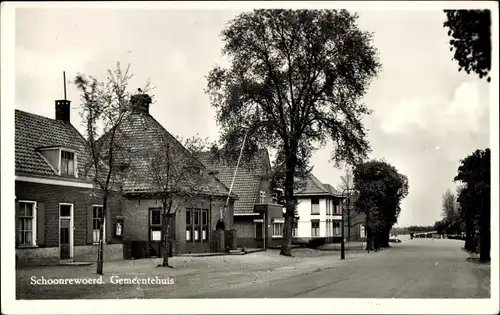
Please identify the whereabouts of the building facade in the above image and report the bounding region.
[15,101,123,267]
[109,94,236,256]
[196,149,285,249]
[293,174,344,244]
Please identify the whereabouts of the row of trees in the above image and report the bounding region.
[433,148,490,262]
[352,160,409,251]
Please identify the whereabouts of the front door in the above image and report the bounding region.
[59,204,73,260]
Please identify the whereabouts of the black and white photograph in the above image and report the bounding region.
[1,1,498,314]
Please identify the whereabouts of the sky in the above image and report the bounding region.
[13,5,492,227]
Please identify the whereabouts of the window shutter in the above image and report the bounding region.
[87,206,93,244]
[15,199,20,247]
[106,207,112,243]
[37,202,45,246]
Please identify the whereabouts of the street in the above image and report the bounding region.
[16,237,489,299]
[185,237,490,299]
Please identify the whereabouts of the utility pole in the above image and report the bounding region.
[341,188,355,260]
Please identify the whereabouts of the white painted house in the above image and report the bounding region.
[293,174,344,242]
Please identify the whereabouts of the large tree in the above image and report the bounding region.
[444,9,492,82]
[75,62,146,274]
[206,9,381,256]
[353,160,409,250]
[454,148,490,261]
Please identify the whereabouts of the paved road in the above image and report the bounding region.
[186,238,490,298]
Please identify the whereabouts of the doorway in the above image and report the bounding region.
[59,203,74,260]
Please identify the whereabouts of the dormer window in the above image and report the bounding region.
[259,191,267,204]
[38,147,78,178]
[60,151,75,176]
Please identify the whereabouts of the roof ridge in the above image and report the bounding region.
[308,173,330,193]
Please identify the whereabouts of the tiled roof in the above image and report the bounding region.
[109,112,233,197]
[324,183,342,197]
[295,173,337,196]
[15,110,91,179]
[195,149,269,215]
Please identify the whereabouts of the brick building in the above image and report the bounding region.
[15,100,123,267]
[109,94,236,255]
[195,149,285,249]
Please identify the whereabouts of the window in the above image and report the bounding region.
[360,225,367,238]
[272,222,283,237]
[60,204,71,217]
[150,208,162,241]
[326,199,330,215]
[18,201,36,246]
[292,221,298,237]
[326,219,330,236]
[333,200,340,214]
[202,210,208,241]
[311,220,320,237]
[186,209,208,242]
[92,205,105,243]
[186,209,192,241]
[311,197,320,214]
[60,151,75,176]
[194,209,200,241]
[333,221,341,236]
[260,191,267,204]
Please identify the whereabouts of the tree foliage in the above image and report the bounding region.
[444,10,492,82]
[454,148,490,261]
[353,160,409,250]
[206,9,381,256]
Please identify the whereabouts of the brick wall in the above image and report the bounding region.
[122,195,232,254]
[15,181,123,249]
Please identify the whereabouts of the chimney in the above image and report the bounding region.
[130,93,152,114]
[55,100,71,122]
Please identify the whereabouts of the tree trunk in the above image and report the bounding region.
[479,199,490,262]
[464,213,474,252]
[366,228,373,252]
[280,151,297,257]
[96,194,107,275]
[373,231,382,251]
[161,199,174,268]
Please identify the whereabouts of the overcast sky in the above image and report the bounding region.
[14,6,491,227]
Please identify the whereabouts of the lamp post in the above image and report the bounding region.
[341,188,355,260]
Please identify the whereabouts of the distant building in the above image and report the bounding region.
[293,174,344,244]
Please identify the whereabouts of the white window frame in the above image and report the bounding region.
[59,149,77,177]
[311,197,320,214]
[259,191,267,204]
[272,219,284,238]
[92,205,106,244]
[59,203,74,259]
[17,200,37,247]
[360,224,367,238]
[311,220,320,237]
